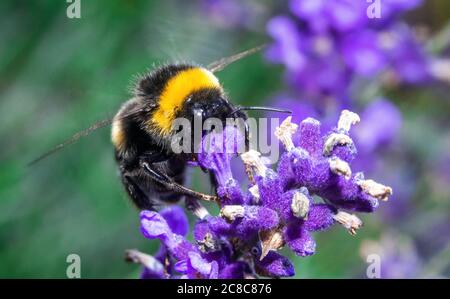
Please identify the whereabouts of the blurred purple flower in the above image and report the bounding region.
[377,167,415,222]
[381,24,431,84]
[354,98,402,153]
[360,232,421,278]
[201,0,249,29]
[379,0,424,22]
[266,16,306,72]
[266,0,431,104]
[289,0,367,33]
[200,0,265,30]
[341,30,386,77]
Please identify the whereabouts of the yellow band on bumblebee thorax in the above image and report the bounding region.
[149,67,221,135]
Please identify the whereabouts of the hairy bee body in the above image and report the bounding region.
[111,64,244,210]
[28,46,277,211]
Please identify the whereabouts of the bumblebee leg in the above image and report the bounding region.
[241,121,254,183]
[140,161,218,203]
[244,120,250,152]
[121,174,156,210]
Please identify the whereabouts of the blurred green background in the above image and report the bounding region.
[0,0,449,278]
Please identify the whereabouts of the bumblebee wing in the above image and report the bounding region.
[27,107,146,166]
[207,44,266,73]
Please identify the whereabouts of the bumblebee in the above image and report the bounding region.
[30,46,289,210]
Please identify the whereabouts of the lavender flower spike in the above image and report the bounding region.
[129,110,392,278]
[198,126,245,205]
[276,110,392,213]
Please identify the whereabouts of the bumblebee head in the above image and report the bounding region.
[147,66,243,136]
[144,65,289,142]
[181,88,242,123]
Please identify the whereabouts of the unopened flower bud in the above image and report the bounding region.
[291,191,310,219]
[358,179,393,201]
[241,150,268,177]
[337,110,360,133]
[329,157,352,179]
[323,133,354,156]
[249,185,260,203]
[274,116,298,151]
[259,228,285,261]
[221,205,245,221]
[333,211,363,235]
[125,249,165,273]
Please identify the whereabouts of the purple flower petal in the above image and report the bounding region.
[198,126,244,187]
[140,210,172,241]
[320,173,380,212]
[208,206,279,238]
[160,205,189,237]
[187,252,219,279]
[255,170,284,209]
[141,266,165,279]
[284,224,316,256]
[303,204,336,231]
[140,210,196,261]
[217,178,245,205]
[255,251,295,277]
[296,117,323,156]
[218,262,249,279]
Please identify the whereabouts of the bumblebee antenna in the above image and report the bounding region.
[229,106,292,116]
[27,118,113,166]
[27,107,146,166]
[207,44,267,73]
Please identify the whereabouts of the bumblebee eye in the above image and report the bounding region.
[251,246,260,256]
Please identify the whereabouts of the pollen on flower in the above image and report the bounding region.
[358,179,393,201]
[249,185,260,203]
[323,133,354,156]
[274,116,298,151]
[197,233,220,253]
[259,228,285,261]
[333,211,363,236]
[221,205,245,221]
[329,156,352,179]
[337,110,360,133]
[291,191,310,219]
[241,150,268,177]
